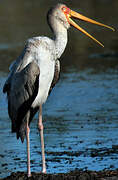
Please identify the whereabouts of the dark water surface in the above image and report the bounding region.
[0,0,118,178]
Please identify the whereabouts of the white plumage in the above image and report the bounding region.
[27,37,56,106]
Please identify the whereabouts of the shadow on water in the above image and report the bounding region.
[0,0,118,178]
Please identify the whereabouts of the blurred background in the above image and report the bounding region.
[0,0,118,178]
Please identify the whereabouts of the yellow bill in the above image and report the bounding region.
[69,9,115,47]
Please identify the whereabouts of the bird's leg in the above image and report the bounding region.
[38,105,46,173]
[26,120,31,177]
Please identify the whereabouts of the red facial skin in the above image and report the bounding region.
[61,6,71,24]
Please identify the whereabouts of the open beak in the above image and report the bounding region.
[68,10,115,47]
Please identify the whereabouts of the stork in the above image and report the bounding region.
[3,3,114,177]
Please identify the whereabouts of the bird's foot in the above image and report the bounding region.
[42,168,46,174]
[27,173,32,177]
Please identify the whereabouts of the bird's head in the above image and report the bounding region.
[47,3,115,47]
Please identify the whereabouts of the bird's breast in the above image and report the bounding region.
[32,59,55,107]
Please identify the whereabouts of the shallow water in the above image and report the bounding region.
[0,68,118,177]
[0,0,118,178]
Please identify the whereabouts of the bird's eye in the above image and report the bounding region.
[62,6,70,15]
[62,7,67,12]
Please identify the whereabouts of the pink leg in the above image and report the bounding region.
[38,105,46,173]
[26,122,31,177]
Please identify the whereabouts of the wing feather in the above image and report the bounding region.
[4,61,40,142]
[49,59,60,95]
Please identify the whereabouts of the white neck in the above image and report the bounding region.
[54,29,68,58]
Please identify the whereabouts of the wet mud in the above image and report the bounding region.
[1,170,118,180]
[1,146,118,179]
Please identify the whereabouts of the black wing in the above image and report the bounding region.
[49,59,60,95]
[3,61,40,142]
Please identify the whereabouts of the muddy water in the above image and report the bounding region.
[0,0,118,178]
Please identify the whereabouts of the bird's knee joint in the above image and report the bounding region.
[38,123,44,131]
[26,125,30,134]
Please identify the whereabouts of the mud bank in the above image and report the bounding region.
[1,170,118,180]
